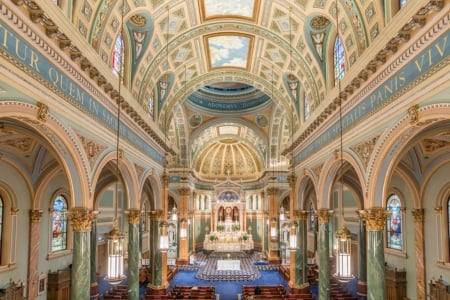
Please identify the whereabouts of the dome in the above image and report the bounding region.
[194,138,262,181]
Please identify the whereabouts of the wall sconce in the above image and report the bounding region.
[159,221,169,251]
[289,221,298,250]
[180,218,187,239]
[334,226,353,280]
[270,218,278,241]
[106,227,126,283]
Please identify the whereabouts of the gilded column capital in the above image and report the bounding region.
[412,208,425,222]
[30,209,43,222]
[10,208,19,215]
[178,187,190,196]
[68,207,98,232]
[316,209,333,224]
[288,173,296,188]
[267,187,278,196]
[293,210,308,221]
[359,207,390,231]
[161,173,169,187]
[127,208,141,224]
[149,209,164,221]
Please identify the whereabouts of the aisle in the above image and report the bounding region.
[170,269,288,300]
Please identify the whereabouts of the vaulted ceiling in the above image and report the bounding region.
[60,0,385,181]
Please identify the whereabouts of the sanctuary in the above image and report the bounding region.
[203,173,254,252]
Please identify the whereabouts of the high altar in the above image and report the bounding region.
[203,175,253,252]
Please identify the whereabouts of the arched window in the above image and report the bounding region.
[0,196,3,263]
[141,202,147,232]
[112,34,124,76]
[51,195,68,252]
[309,202,316,231]
[147,91,154,119]
[334,37,345,83]
[400,0,408,8]
[386,194,403,250]
[447,196,450,259]
[304,93,311,121]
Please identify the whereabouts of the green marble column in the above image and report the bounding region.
[128,209,141,300]
[360,208,389,300]
[90,219,98,298]
[68,208,97,300]
[317,209,333,300]
[295,211,309,287]
[356,211,367,297]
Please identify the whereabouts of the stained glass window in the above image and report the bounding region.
[147,91,154,118]
[304,93,311,121]
[52,195,68,252]
[309,203,316,231]
[112,34,124,76]
[448,197,450,259]
[400,0,408,8]
[386,194,403,250]
[334,37,345,83]
[141,203,147,232]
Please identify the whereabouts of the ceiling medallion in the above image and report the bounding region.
[189,114,203,128]
[310,16,330,30]
[255,114,268,128]
[130,14,147,27]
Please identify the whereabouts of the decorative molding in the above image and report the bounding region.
[351,135,379,169]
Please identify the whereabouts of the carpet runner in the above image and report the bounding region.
[195,252,261,281]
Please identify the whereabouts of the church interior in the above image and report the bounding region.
[0,0,449,299]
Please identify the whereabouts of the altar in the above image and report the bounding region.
[203,231,253,252]
[217,259,240,271]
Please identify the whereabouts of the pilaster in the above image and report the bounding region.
[412,208,426,300]
[27,209,41,300]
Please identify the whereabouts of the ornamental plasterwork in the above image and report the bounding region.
[77,133,107,168]
[421,137,450,154]
[312,164,323,180]
[351,135,379,170]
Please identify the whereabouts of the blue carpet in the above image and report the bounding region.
[170,269,288,300]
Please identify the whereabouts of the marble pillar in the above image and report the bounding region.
[147,210,168,294]
[267,187,280,263]
[317,209,333,300]
[359,207,389,300]
[356,210,367,297]
[128,209,141,300]
[27,210,41,300]
[68,207,97,300]
[290,210,309,291]
[412,208,426,300]
[90,219,98,298]
[177,187,190,264]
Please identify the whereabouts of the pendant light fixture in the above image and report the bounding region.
[334,0,353,281]
[106,1,126,283]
